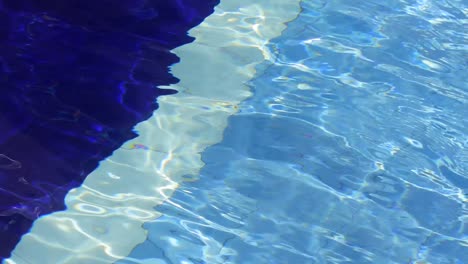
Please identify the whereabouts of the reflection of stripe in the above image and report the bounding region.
[7,0,301,263]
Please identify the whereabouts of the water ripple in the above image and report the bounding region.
[122,0,467,263]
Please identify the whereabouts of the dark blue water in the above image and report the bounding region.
[0,0,219,259]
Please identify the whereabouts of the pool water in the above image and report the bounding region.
[0,0,218,259]
[121,1,468,263]
[2,0,468,263]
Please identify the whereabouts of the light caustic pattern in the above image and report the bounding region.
[7,0,302,263]
[119,0,467,264]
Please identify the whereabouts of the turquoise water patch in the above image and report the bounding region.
[124,0,467,263]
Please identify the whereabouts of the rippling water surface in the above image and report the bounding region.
[122,0,467,263]
[0,0,219,259]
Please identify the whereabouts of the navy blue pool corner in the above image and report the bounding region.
[0,0,219,259]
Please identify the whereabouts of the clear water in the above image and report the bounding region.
[122,0,468,263]
[5,0,467,263]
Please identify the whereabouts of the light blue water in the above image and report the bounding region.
[123,0,467,263]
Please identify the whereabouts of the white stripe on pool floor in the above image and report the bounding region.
[7,0,301,263]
